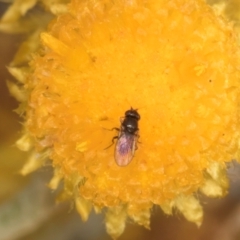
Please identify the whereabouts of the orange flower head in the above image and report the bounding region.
[15,0,240,238]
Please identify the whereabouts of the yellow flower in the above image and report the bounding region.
[5,0,240,238]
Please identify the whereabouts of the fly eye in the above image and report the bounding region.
[125,109,140,120]
[125,110,131,116]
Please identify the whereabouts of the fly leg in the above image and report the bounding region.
[135,133,141,150]
[103,127,120,150]
[103,127,120,132]
[104,135,119,150]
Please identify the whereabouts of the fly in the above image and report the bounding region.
[106,108,140,167]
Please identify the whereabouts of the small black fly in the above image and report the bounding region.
[107,108,140,166]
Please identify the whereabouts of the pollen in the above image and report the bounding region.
[19,0,240,238]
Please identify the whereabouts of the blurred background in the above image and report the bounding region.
[1,1,240,240]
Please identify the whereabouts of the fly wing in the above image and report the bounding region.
[115,132,136,166]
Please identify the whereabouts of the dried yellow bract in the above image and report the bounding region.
[21,0,240,238]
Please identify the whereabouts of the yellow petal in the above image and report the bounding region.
[6,80,27,102]
[1,0,37,23]
[16,133,33,152]
[20,151,46,175]
[174,195,203,227]
[75,196,92,221]
[105,206,127,239]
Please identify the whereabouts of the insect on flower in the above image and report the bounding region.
[106,108,140,167]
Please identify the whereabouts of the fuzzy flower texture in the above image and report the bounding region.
[15,0,240,238]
